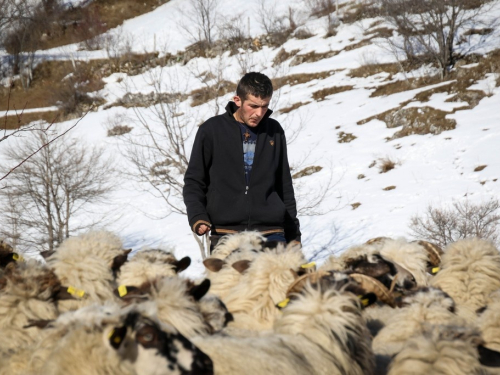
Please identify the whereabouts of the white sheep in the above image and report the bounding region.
[221,242,308,330]
[48,231,131,312]
[0,260,65,354]
[372,287,468,356]
[192,275,375,375]
[117,249,191,287]
[388,324,495,375]
[431,238,500,321]
[210,231,266,260]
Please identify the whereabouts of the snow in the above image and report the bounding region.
[2,0,500,278]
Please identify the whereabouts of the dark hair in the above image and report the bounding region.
[236,72,273,101]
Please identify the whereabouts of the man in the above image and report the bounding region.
[183,72,300,250]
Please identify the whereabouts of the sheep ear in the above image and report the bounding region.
[203,258,226,272]
[40,250,55,259]
[55,287,79,301]
[478,345,500,367]
[189,279,211,301]
[231,260,251,274]
[109,325,128,350]
[358,293,377,309]
[111,252,130,274]
[174,256,191,273]
[24,319,54,329]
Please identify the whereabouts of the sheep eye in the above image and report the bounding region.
[142,333,154,342]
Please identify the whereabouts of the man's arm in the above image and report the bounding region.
[277,131,301,243]
[183,125,213,235]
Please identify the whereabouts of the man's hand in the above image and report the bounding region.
[198,224,210,235]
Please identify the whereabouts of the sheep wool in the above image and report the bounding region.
[210,231,266,260]
[48,231,127,312]
[0,261,61,354]
[192,278,375,375]
[373,287,468,356]
[146,277,211,338]
[117,249,183,287]
[432,238,500,314]
[222,242,306,330]
[388,325,489,375]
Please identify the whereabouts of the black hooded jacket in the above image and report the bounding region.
[183,102,301,242]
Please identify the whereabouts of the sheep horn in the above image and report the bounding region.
[349,273,396,308]
[286,271,332,297]
[365,237,391,245]
[413,240,442,267]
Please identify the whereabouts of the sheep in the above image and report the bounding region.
[192,274,375,375]
[221,242,308,330]
[48,231,131,312]
[478,294,500,353]
[431,238,500,321]
[40,304,214,375]
[117,249,191,287]
[372,287,468,356]
[387,324,498,375]
[203,245,262,300]
[210,231,266,260]
[0,260,68,354]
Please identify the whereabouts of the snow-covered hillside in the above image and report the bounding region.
[2,0,500,278]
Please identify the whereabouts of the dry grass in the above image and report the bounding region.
[337,131,357,143]
[107,125,133,137]
[351,202,362,210]
[312,85,353,101]
[190,81,236,107]
[1,111,61,130]
[292,166,323,179]
[273,49,300,66]
[383,186,396,191]
[278,101,311,114]
[349,63,401,78]
[290,51,339,66]
[273,71,336,90]
[474,165,487,172]
[38,0,171,50]
[378,157,397,173]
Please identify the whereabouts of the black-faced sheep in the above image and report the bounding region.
[40,305,213,375]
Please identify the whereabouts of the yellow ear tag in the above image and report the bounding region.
[118,285,128,297]
[113,336,122,344]
[12,253,24,262]
[301,262,316,269]
[67,286,86,298]
[277,298,290,309]
[358,295,370,307]
[431,267,440,274]
[108,329,115,339]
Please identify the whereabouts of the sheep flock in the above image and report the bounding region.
[1,232,500,374]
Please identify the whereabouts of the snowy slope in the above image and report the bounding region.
[2,0,500,278]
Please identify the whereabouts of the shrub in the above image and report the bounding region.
[409,199,500,247]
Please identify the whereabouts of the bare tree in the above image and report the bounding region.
[119,68,211,258]
[409,198,500,247]
[0,128,116,253]
[178,0,220,46]
[377,0,499,78]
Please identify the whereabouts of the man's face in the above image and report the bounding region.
[233,94,271,128]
